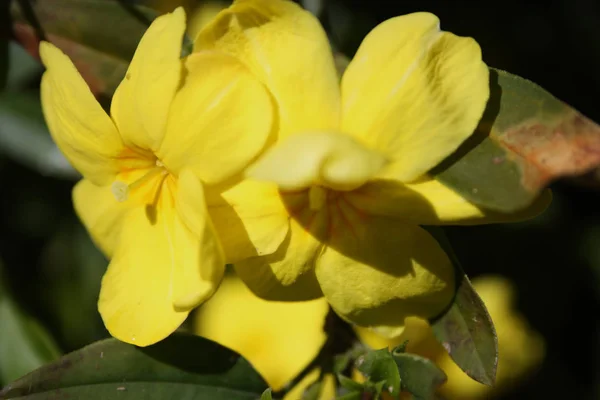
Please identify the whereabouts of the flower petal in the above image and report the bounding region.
[110,7,185,151]
[341,12,489,182]
[234,212,324,301]
[173,169,226,310]
[247,132,387,191]
[39,42,124,185]
[345,179,553,225]
[195,0,340,137]
[315,217,455,337]
[99,175,225,346]
[207,180,289,263]
[72,179,131,258]
[193,273,329,390]
[158,52,273,184]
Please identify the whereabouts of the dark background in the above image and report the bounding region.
[1,0,600,398]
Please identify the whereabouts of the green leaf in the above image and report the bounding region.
[260,388,273,400]
[392,353,447,400]
[0,262,61,385]
[337,374,363,392]
[434,68,600,212]
[335,392,362,400]
[430,273,498,386]
[10,0,157,98]
[355,349,400,398]
[0,333,269,399]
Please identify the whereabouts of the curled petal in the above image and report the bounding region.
[247,132,387,191]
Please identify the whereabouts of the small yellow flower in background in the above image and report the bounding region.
[194,0,543,336]
[357,275,546,399]
[195,274,544,399]
[40,7,274,346]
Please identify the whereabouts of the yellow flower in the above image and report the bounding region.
[194,0,532,336]
[40,7,273,346]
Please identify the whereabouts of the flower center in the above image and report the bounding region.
[111,159,168,203]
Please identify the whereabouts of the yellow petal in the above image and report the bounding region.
[72,179,131,258]
[195,0,340,138]
[207,180,289,263]
[158,51,273,184]
[194,273,329,391]
[99,177,224,346]
[315,218,455,337]
[110,7,186,151]
[345,179,553,225]
[247,132,387,191]
[341,12,489,182]
[186,1,229,39]
[173,169,226,310]
[39,42,124,185]
[234,196,325,301]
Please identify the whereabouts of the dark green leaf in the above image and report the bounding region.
[434,68,600,212]
[337,374,363,392]
[430,273,498,386]
[0,261,61,385]
[0,333,269,399]
[10,0,157,98]
[356,349,400,397]
[393,353,447,400]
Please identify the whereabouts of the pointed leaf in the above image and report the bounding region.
[392,352,447,400]
[434,68,600,212]
[0,333,268,399]
[430,273,498,386]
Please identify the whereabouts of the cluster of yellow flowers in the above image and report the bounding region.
[40,0,542,379]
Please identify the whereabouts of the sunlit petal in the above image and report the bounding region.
[158,52,273,184]
[341,12,489,182]
[39,42,124,185]
[111,7,186,151]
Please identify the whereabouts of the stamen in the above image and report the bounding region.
[309,186,327,211]
[111,166,167,203]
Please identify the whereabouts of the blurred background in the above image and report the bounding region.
[1,0,600,399]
